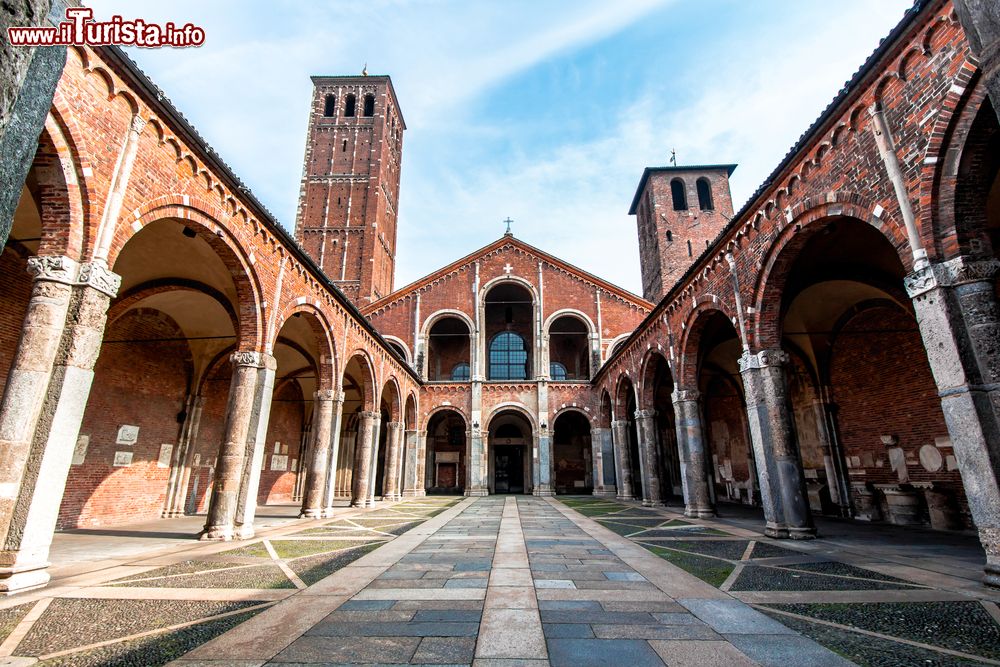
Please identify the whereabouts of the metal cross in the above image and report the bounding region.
[503,217,513,235]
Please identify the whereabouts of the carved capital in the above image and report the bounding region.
[77,261,122,298]
[610,419,629,428]
[230,351,265,368]
[130,114,148,134]
[671,389,701,403]
[315,389,337,401]
[387,421,405,430]
[359,410,379,420]
[27,255,78,286]
[634,409,657,420]
[906,256,1000,298]
[738,348,788,372]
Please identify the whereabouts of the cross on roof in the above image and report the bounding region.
[503,217,514,236]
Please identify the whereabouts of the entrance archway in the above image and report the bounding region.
[487,410,533,494]
[552,411,592,494]
[425,410,466,495]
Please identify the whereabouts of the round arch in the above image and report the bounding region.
[342,350,376,411]
[274,299,338,391]
[479,274,540,303]
[639,348,674,407]
[543,308,596,335]
[382,335,411,364]
[421,309,475,337]
[484,402,539,434]
[678,303,739,390]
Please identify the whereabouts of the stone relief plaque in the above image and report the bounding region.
[72,435,89,465]
[113,451,134,467]
[116,424,140,445]
[271,454,288,471]
[157,444,174,468]
[291,459,297,472]
[193,453,201,467]
[919,444,943,472]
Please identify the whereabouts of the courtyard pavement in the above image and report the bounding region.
[0,496,996,666]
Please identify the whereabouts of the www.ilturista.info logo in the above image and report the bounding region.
[7,7,205,48]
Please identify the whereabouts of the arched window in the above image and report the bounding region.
[363,94,375,117]
[451,363,470,381]
[671,179,687,210]
[323,94,337,117]
[665,230,673,243]
[345,94,356,117]
[489,332,528,380]
[687,240,693,257]
[697,177,714,210]
[550,362,568,381]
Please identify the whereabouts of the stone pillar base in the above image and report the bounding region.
[616,494,635,501]
[533,488,555,497]
[465,488,489,497]
[684,506,715,519]
[401,489,426,497]
[236,524,255,540]
[199,525,236,541]
[320,507,337,518]
[985,563,1000,589]
[300,508,323,519]
[593,489,617,497]
[764,523,790,539]
[642,500,665,508]
[0,562,51,596]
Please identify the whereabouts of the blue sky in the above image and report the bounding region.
[88,0,914,295]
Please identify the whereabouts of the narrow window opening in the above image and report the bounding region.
[342,139,348,152]
[671,179,688,211]
[665,230,673,243]
[697,177,714,210]
[323,94,336,117]
[687,240,693,257]
[344,94,356,117]
[363,94,375,117]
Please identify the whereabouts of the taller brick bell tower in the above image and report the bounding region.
[295,72,405,306]
[630,164,737,302]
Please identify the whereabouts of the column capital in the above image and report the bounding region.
[130,114,148,134]
[26,255,78,286]
[671,389,701,403]
[905,256,1000,298]
[77,261,122,298]
[387,420,405,430]
[315,389,343,402]
[230,350,276,370]
[359,410,379,419]
[634,409,657,419]
[738,348,789,372]
[610,419,628,428]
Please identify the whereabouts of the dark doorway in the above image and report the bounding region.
[494,445,524,494]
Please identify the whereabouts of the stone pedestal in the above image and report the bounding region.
[589,427,617,497]
[634,410,664,506]
[740,349,815,539]
[401,429,426,497]
[466,430,488,497]
[610,419,634,501]
[924,488,962,531]
[301,390,340,518]
[671,391,715,518]
[877,486,923,526]
[0,259,119,593]
[906,257,1000,587]
[850,483,880,521]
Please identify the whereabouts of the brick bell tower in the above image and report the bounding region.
[630,164,737,302]
[295,71,405,306]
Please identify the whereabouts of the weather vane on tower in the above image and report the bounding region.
[670,148,677,166]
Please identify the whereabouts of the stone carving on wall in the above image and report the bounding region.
[78,262,122,298]
[26,255,77,285]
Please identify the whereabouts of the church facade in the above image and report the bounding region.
[2,0,1000,596]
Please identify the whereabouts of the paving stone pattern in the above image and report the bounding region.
[0,497,459,666]
[559,496,1000,667]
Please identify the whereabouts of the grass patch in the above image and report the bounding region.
[646,545,733,588]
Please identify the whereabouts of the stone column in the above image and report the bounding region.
[533,426,554,496]
[401,429,425,497]
[610,419,634,500]
[383,421,405,501]
[634,409,664,506]
[351,412,377,507]
[162,394,205,518]
[366,415,383,506]
[739,349,815,539]
[589,427,616,496]
[320,393,345,517]
[814,387,851,516]
[201,351,275,541]
[301,390,339,518]
[906,257,1000,587]
[0,258,120,593]
[671,390,715,518]
[233,354,276,540]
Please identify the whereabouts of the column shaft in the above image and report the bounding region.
[634,410,663,506]
[301,390,339,517]
[671,391,715,518]
[610,420,634,500]
[740,349,815,539]
[383,421,404,501]
[351,412,377,507]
